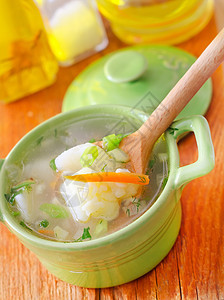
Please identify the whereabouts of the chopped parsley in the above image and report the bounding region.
[40,219,49,228]
[149,159,155,169]
[132,197,141,212]
[4,191,21,205]
[37,136,44,145]
[74,227,92,242]
[5,179,35,206]
[138,176,147,184]
[20,221,32,231]
[168,127,179,135]
[126,208,130,216]
[161,176,168,189]
[82,227,92,239]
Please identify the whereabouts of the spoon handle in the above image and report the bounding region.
[138,27,224,144]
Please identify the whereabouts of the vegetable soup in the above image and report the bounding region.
[4,117,168,242]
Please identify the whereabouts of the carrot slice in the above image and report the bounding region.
[38,229,55,237]
[64,172,149,185]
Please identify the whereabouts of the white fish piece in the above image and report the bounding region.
[55,143,93,173]
[58,156,138,224]
[72,205,89,222]
[82,198,120,221]
[113,187,126,198]
[100,191,117,202]
[15,191,34,223]
[55,143,117,173]
[60,167,94,207]
[23,157,54,185]
[125,184,139,197]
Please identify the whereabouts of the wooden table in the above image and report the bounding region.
[0,15,224,300]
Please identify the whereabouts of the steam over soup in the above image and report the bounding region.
[5,118,168,242]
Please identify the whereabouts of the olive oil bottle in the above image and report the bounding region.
[96,0,213,44]
[0,0,58,103]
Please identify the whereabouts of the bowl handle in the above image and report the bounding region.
[170,115,215,189]
[0,159,5,221]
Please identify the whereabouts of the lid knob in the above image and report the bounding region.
[104,50,148,83]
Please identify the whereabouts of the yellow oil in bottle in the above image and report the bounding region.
[0,0,58,103]
[96,0,214,44]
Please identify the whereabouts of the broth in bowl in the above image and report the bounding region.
[4,117,168,242]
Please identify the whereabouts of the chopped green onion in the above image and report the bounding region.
[126,208,130,216]
[11,179,35,192]
[39,203,69,218]
[108,148,129,163]
[11,211,20,217]
[80,146,99,168]
[102,134,126,152]
[49,158,57,171]
[101,164,107,172]
[88,138,96,143]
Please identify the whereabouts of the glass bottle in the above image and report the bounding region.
[0,0,58,104]
[96,0,214,45]
[36,0,108,66]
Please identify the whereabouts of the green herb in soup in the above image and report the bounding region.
[6,119,168,242]
[5,179,35,205]
[102,133,126,151]
[40,219,49,228]
[39,203,69,219]
[74,227,92,242]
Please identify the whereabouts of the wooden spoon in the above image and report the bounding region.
[118,28,224,174]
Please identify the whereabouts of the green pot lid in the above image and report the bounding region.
[62,45,212,120]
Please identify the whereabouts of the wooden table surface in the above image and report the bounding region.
[0,15,224,300]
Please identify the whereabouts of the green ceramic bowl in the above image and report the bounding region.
[0,105,214,288]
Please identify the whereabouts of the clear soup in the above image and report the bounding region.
[5,116,169,242]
